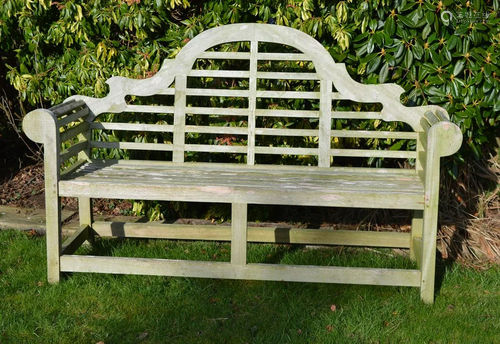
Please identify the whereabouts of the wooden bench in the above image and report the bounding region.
[23,23,462,303]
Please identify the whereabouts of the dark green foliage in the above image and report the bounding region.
[2,0,499,218]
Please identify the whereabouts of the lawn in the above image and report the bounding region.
[1,229,499,343]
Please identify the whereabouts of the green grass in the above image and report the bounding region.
[1,230,499,343]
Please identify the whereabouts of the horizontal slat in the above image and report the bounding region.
[90,141,173,151]
[91,122,174,132]
[331,130,418,140]
[92,221,411,248]
[60,256,421,287]
[331,111,382,119]
[255,147,318,155]
[257,72,318,80]
[60,122,89,142]
[189,70,250,78]
[60,140,88,164]
[185,126,248,135]
[255,128,318,136]
[256,91,320,99]
[123,105,175,113]
[51,100,86,118]
[255,109,319,118]
[330,149,417,159]
[187,107,249,116]
[199,51,251,59]
[58,107,89,127]
[61,159,88,177]
[156,88,176,95]
[257,52,311,61]
[186,89,249,97]
[184,144,247,153]
[106,159,417,175]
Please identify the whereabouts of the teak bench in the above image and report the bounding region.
[23,23,462,303]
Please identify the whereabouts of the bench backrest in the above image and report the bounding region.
[63,23,450,171]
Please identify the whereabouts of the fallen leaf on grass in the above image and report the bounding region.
[136,332,148,341]
[326,325,334,332]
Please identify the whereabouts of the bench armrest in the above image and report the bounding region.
[23,100,91,178]
[422,109,462,158]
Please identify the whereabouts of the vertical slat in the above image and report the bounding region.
[78,197,94,245]
[410,210,423,261]
[416,132,427,182]
[319,80,333,167]
[247,40,258,165]
[231,203,248,266]
[173,75,187,162]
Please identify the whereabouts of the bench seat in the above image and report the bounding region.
[60,160,424,210]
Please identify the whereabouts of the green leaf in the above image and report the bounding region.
[422,24,431,39]
[430,49,442,65]
[425,11,435,25]
[379,62,389,83]
[404,49,413,68]
[366,55,382,74]
[384,16,395,35]
[453,60,465,76]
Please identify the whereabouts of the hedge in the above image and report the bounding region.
[1,0,499,218]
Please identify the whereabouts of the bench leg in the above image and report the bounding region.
[231,203,248,266]
[420,207,438,304]
[410,210,423,261]
[79,197,94,245]
[46,196,62,283]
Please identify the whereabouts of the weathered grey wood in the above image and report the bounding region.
[124,105,174,113]
[189,69,250,78]
[173,75,187,162]
[420,118,462,303]
[257,52,311,61]
[254,128,318,137]
[90,122,174,132]
[254,146,317,156]
[187,107,249,116]
[256,90,319,99]
[319,80,333,167]
[60,140,88,164]
[413,237,423,269]
[184,144,247,153]
[199,51,251,59]
[91,221,411,248]
[61,225,89,255]
[231,203,248,265]
[22,23,464,303]
[51,100,86,118]
[60,255,421,287]
[186,88,249,97]
[257,71,318,80]
[331,130,418,140]
[57,106,89,127]
[255,109,318,118]
[247,40,258,165]
[410,210,423,261]
[330,149,416,159]
[185,126,247,135]
[331,111,382,119]
[60,122,90,142]
[90,141,174,151]
[78,197,94,245]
